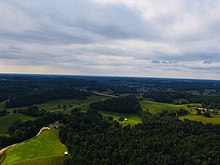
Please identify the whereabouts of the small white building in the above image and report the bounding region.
[64,151,68,156]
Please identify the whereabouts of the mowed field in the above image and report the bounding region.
[35,95,108,113]
[140,100,220,124]
[179,114,220,125]
[140,100,197,114]
[0,114,35,134]
[2,129,68,165]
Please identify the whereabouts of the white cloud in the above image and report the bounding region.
[0,0,220,79]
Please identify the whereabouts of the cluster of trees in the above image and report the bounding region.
[5,87,90,108]
[90,95,140,113]
[0,110,9,117]
[17,106,46,117]
[176,109,189,116]
[60,110,219,165]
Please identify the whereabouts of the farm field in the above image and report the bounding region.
[179,114,220,125]
[0,113,35,134]
[35,95,107,113]
[140,100,220,124]
[2,129,68,165]
[140,100,198,115]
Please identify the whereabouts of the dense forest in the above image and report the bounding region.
[90,95,140,113]
[5,87,91,108]
[60,109,219,165]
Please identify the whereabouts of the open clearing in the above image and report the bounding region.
[2,129,68,165]
[140,100,198,115]
[99,111,142,126]
[0,114,35,134]
[179,114,220,125]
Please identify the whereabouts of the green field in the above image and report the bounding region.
[0,114,35,134]
[179,114,220,125]
[98,111,142,126]
[203,89,217,96]
[140,100,197,115]
[2,129,68,165]
[35,95,107,113]
[0,101,6,109]
[34,96,142,126]
[140,100,220,125]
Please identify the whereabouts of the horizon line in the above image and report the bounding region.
[0,72,220,81]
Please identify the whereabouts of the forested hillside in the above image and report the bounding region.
[60,110,219,165]
[90,95,140,113]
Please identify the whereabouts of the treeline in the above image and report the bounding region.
[0,110,9,117]
[17,106,46,117]
[60,110,220,165]
[0,112,64,148]
[90,95,140,113]
[143,90,220,109]
[5,87,91,108]
[143,90,201,103]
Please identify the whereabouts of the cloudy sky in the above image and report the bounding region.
[0,0,220,79]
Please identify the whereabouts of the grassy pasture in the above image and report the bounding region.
[13,156,66,165]
[2,129,68,165]
[0,114,35,134]
[140,100,220,125]
[0,101,6,109]
[179,114,220,125]
[140,100,198,115]
[35,95,107,113]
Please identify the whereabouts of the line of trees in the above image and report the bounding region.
[17,106,46,117]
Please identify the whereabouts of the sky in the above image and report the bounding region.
[0,0,220,79]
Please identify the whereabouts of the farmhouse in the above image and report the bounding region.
[48,121,60,129]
